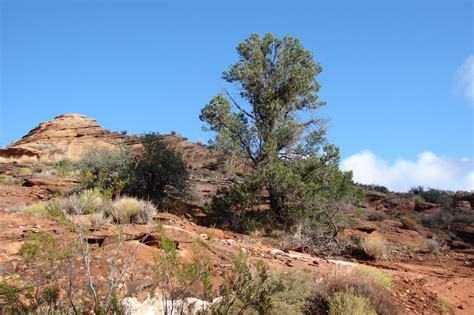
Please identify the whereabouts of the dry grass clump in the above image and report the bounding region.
[90,211,111,227]
[425,237,441,253]
[308,269,400,315]
[360,236,387,260]
[62,189,108,215]
[107,197,156,224]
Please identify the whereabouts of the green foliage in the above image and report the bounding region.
[200,34,361,251]
[79,134,188,203]
[0,280,28,312]
[18,167,32,176]
[126,133,188,202]
[358,184,389,193]
[19,233,73,263]
[200,33,325,166]
[78,148,132,196]
[154,236,213,312]
[328,291,376,315]
[309,270,400,315]
[409,186,452,207]
[23,199,66,219]
[55,158,75,176]
[213,251,314,314]
[355,265,392,288]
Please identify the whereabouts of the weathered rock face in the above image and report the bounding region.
[0,114,127,161]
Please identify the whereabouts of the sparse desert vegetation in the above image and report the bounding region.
[0,30,472,314]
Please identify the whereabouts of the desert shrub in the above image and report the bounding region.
[421,209,452,228]
[23,203,48,217]
[78,134,188,203]
[62,189,109,215]
[410,186,452,208]
[9,226,140,313]
[308,269,400,315]
[213,251,314,314]
[55,158,74,176]
[359,184,389,193]
[125,133,188,202]
[425,237,441,253]
[401,217,416,230]
[412,194,425,205]
[18,167,32,176]
[23,199,65,219]
[78,148,132,196]
[107,197,156,224]
[364,210,386,221]
[0,280,29,313]
[153,236,213,314]
[360,236,387,260]
[328,291,376,315]
[90,211,111,227]
[355,265,392,288]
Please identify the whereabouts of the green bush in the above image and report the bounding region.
[410,186,452,208]
[126,133,188,202]
[23,199,65,219]
[78,148,132,196]
[328,291,376,315]
[77,134,188,203]
[355,265,392,288]
[308,270,400,315]
[55,158,75,176]
[213,251,314,314]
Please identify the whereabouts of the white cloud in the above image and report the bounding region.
[456,55,474,105]
[341,150,474,192]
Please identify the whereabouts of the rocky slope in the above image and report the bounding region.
[0,113,248,208]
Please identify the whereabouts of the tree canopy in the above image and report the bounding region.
[200,33,328,166]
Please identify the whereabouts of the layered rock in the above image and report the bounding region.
[0,114,127,161]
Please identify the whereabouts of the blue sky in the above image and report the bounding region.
[1,0,473,190]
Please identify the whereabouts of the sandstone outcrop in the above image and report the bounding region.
[0,114,127,161]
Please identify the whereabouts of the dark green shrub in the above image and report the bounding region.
[410,186,452,208]
[78,134,188,203]
[55,158,75,176]
[421,209,452,228]
[126,133,188,202]
[359,184,390,193]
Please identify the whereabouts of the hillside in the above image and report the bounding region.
[0,114,473,314]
